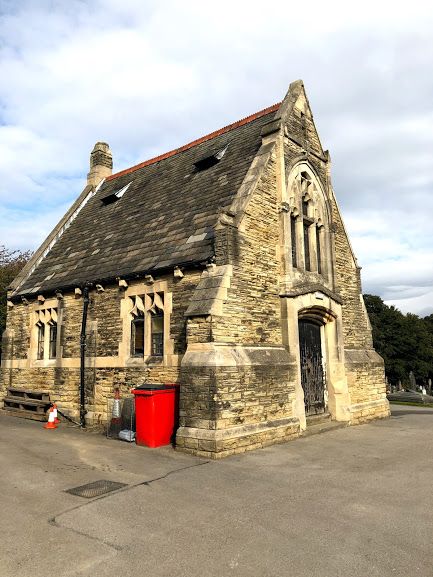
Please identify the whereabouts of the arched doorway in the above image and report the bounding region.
[298,318,327,416]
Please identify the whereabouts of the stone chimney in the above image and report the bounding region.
[87,142,113,187]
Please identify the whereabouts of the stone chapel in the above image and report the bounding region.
[1,80,390,457]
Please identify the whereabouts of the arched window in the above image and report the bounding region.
[128,292,165,359]
[288,166,329,277]
[34,306,58,360]
[131,312,144,357]
[151,310,164,357]
[49,323,57,359]
[37,324,45,360]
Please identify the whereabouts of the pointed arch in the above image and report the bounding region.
[286,161,331,227]
[286,162,332,278]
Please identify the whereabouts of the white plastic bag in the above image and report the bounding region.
[118,429,135,442]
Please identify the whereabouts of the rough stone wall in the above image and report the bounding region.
[3,367,81,409]
[186,316,212,344]
[1,269,202,423]
[177,356,299,458]
[342,349,389,424]
[331,202,373,350]
[213,151,283,345]
[330,196,388,418]
[3,304,30,360]
[345,351,385,404]
[61,295,84,358]
[89,289,123,357]
[169,272,202,353]
[285,94,324,160]
[179,363,295,431]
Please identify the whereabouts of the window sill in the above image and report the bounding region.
[32,359,60,368]
[126,356,164,367]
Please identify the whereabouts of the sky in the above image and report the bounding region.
[1,0,432,316]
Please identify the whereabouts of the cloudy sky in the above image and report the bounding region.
[1,0,432,315]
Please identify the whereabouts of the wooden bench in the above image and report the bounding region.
[3,388,51,421]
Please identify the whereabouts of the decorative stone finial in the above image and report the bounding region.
[87,142,113,187]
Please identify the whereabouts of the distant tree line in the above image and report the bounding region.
[364,294,433,388]
[0,246,32,359]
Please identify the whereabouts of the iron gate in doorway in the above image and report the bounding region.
[299,319,326,415]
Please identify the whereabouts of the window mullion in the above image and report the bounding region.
[290,215,298,268]
[144,311,152,356]
[43,322,50,360]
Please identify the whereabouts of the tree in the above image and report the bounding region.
[364,294,433,387]
[0,246,32,357]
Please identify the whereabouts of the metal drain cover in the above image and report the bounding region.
[66,479,127,498]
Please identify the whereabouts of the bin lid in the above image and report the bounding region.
[133,383,175,391]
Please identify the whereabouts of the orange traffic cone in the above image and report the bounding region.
[44,406,58,429]
[52,403,60,424]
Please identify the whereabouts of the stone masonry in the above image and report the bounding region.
[1,80,389,457]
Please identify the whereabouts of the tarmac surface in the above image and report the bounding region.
[0,404,432,577]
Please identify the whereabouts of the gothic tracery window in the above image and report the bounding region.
[35,307,58,360]
[128,292,165,358]
[131,312,145,357]
[289,168,327,276]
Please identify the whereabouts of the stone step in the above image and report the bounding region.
[301,419,347,438]
[306,412,332,426]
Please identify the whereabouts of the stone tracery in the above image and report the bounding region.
[287,165,329,276]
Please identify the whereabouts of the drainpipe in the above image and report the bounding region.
[79,284,91,428]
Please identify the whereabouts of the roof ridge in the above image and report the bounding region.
[106,102,281,182]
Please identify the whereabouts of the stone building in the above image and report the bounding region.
[1,81,389,457]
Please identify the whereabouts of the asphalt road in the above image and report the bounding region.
[0,405,432,577]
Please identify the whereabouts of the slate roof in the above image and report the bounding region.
[16,103,280,296]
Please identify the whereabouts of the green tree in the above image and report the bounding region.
[364,294,433,387]
[0,246,32,357]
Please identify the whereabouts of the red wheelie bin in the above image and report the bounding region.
[132,384,177,448]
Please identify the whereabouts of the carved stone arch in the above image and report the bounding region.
[286,156,328,193]
[285,161,334,282]
[298,305,336,325]
[286,161,330,226]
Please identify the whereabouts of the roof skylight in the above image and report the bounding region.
[101,182,132,205]
[193,144,229,172]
